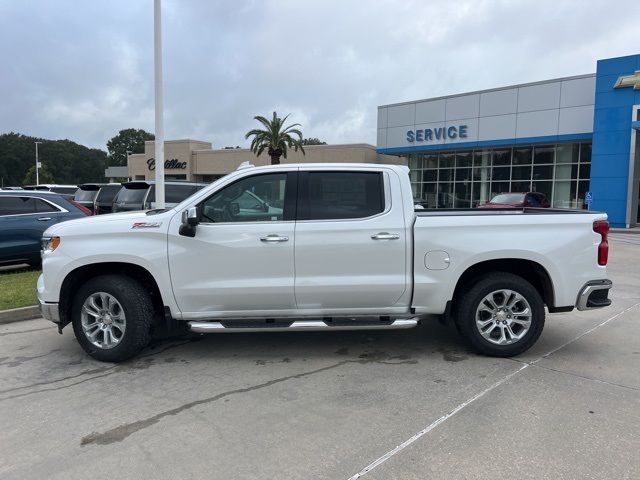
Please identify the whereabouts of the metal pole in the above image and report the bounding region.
[154,0,165,208]
[35,142,42,185]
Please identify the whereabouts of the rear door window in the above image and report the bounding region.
[299,172,384,220]
[34,198,59,212]
[0,196,38,215]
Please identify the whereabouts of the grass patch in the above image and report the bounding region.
[0,269,40,310]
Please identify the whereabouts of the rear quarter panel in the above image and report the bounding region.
[412,212,608,314]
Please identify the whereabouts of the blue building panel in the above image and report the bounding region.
[589,54,640,227]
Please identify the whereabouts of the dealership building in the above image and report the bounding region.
[125,140,402,185]
[376,54,640,227]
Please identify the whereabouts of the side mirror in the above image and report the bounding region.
[179,207,199,237]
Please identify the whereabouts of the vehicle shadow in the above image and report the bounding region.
[139,317,475,366]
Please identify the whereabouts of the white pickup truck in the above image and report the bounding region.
[37,163,612,362]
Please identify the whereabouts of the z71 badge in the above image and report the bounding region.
[131,222,162,229]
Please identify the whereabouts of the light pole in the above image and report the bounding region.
[154,0,165,208]
[34,142,42,185]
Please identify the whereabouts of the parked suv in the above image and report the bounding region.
[477,192,550,208]
[112,181,206,212]
[93,184,123,215]
[0,191,89,267]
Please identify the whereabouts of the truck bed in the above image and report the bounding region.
[415,207,595,216]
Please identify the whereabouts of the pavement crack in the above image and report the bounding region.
[0,326,54,337]
[80,360,352,446]
[530,363,640,392]
[80,355,416,447]
[0,339,195,401]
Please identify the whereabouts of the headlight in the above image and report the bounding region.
[41,236,61,254]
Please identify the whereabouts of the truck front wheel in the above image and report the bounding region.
[456,273,545,357]
[71,274,153,362]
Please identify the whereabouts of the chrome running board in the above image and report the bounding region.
[188,318,419,333]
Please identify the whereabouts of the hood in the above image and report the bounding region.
[44,210,174,236]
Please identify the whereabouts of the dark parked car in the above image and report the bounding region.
[112,181,206,213]
[477,192,550,209]
[93,184,123,215]
[0,191,90,267]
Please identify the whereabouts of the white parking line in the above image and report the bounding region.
[346,301,640,480]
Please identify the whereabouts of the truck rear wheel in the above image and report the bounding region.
[71,274,153,362]
[456,272,545,357]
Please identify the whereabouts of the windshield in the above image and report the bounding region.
[114,186,149,204]
[490,193,526,204]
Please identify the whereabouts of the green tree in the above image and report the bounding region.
[106,128,154,166]
[0,133,107,186]
[245,112,305,164]
[301,137,326,145]
[23,165,55,185]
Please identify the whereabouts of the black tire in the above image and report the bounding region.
[455,272,545,357]
[71,274,153,362]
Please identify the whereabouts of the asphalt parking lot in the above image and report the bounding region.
[1,237,639,480]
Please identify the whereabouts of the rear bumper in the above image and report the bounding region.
[576,279,612,311]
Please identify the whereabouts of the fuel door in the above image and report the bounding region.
[425,250,451,270]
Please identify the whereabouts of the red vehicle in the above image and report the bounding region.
[478,192,550,209]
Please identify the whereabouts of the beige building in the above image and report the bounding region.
[127,139,405,182]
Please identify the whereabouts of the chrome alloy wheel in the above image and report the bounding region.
[80,292,126,349]
[475,289,532,345]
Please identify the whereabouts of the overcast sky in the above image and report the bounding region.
[1,0,639,151]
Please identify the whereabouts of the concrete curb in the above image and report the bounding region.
[0,306,41,324]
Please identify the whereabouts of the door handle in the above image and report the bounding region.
[371,232,400,240]
[260,234,289,243]
[37,217,52,221]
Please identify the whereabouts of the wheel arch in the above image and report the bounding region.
[58,262,166,330]
[450,258,557,314]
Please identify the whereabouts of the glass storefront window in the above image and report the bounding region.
[533,164,553,180]
[422,170,437,182]
[407,142,590,210]
[556,144,579,163]
[553,181,577,208]
[409,155,422,170]
[492,167,510,181]
[455,183,472,208]
[493,149,511,166]
[532,181,553,201]
[512,165,532,180]
[439,168,454,182]
[534,145,555,164]
[579,163,591,179]
[439,153,455,168]
[491,182,510,197]
[580,143,592,163]
[455,151,472,168]
[455,168,472,182]
[473,150,491,167]
[424,154,438,169]
[513,147,532,165]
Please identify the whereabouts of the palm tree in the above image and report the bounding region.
[245,111,305,164]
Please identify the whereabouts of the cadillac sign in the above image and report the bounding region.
[147,158,187,171]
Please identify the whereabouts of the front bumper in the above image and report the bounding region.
[576,279,612,311]
[39,300,61,324]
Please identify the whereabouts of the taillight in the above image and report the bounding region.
[593,220,609,266]
[71,200,93,216]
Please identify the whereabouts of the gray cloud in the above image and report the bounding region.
[0,0,638,150]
